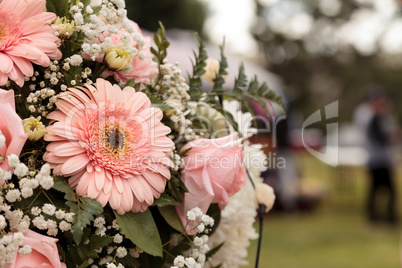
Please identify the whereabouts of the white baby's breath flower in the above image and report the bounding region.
[39,175,54,190]
[113,234,123,244]
[42,204,56,216]
[0,215,6,230]
[8,154,20,168]
[173,255,185,267]
[69,55,83,66]
[187,211,196,221]
[65,212,75,223]
[116,246,127,258]
[21,187,33,199]
[59,220,72,232]
[18,245,32,255]
[6,189,21,203]
[31,207,41,216]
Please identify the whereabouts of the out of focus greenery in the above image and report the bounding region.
[126,0,206,33]
[252,0,402,123]
[246,153,401,268]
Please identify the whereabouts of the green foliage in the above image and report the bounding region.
[116,255,141,268]
[53,177,103,244]
[206,242,225,260]
[206,204,221,236]
[151,22,170,66]
[46,0,66,17]
[158,206,185,233]
[211,44,228,94]
[124,78,136,88]
[153,193,179,207]
[188,33,208,98]
[187,35,284,127]
[114,210,163,257]
[77,234,113,260]
[166,171,188,203]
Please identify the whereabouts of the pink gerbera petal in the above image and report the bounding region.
[0,0,61,86]
[45,79,174,214]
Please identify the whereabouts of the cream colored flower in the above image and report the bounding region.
[254,182,276,213]
[202,59,221,84]
[104,47,132,71]
[22,116,46,141]
[53,17,75,38]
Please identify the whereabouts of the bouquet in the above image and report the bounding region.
[0,0,281,267]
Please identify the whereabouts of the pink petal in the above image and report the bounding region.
[61,154,89,175]
[75,171,93,196]
[109,185,122,210]
[53,142,86,157]
[95,169,105,191]
[0,53,13,74]
[120,179,134,212]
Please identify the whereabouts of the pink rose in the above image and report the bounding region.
[83,20,158,84]
[0,89,27,172]
[103,21,158,84]
[176,132,245,233]
[10,230,66,268]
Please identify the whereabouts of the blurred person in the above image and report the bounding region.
[355,90,398,224]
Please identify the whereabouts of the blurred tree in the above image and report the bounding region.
[252,0,402,123]
[126,0,206,33]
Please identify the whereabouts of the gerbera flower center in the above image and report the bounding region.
[0,10,22,50]
[103,125,127,154]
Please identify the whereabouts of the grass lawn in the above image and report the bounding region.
[244,153,402,268]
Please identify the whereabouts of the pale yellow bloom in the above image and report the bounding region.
[202,59,221,85]
[254,182,276,213]
[104,47,132,71]
[23,116,46,141]
[53,17,75,38]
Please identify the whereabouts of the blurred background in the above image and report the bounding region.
[126,0,402,267]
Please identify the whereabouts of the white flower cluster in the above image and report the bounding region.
[170,208,214,268]
[24,61,61,117]
[30,203,74,236]
[69,0,145,65]
[0,152,75,238]
[158,60,199,142]
[90,217,143,267]
[171,153,184,171]
[0,232,31,268]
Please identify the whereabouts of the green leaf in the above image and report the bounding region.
[151,22,170,66]
[78,260,89,268]
[188,33,208,98]
[77,235,113,260]
[206,242,225,260]
[153,194,178,207]
[46,0,66,17]
[211,43,228,93]
[53,176,77,201]
[158,206,185,233]
[124,79,136,88]
[117,255,141,268]
[67,197,103,244]
[114,210,163,257]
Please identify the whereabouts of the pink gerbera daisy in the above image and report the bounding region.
[0,0,62,86]
[44,78,174,214]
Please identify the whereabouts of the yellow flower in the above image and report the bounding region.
[254,182,276,213]
[53,17,75,38]
[202,59,226,85]
[23,116,46,141]
[104,47,132,71]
